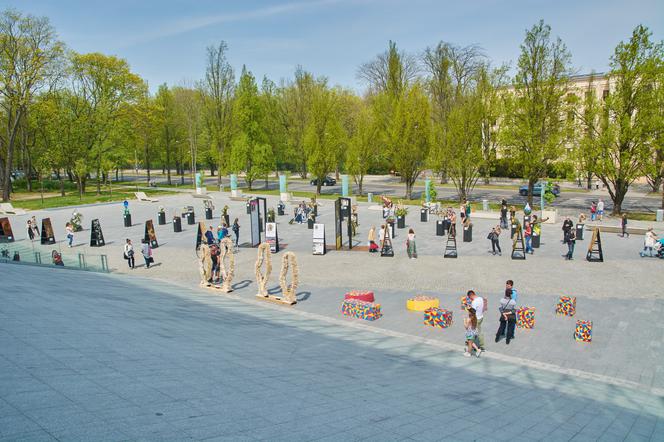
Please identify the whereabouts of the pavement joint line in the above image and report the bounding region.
[155,276,664,399]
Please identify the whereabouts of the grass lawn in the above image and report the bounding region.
[11,189,176,211]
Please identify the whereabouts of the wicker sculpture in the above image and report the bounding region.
[219,237,235,292]
[255,243,272,297]
[279,252,299,304]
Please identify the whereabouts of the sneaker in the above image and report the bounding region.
[476,349,483,358]
[463,352,471,357]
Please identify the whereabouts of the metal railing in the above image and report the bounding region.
[0,240,109,273]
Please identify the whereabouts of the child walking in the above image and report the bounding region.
[464,308,482,358]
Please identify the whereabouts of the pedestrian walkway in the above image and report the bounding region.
[1,265,662,441]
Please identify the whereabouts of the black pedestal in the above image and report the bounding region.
[576,224,584,240]
[187,212,195,225]
[463,225,472,242]
[397,216,405,229]
[511,224,517,238]
[173,216,182,232]
[278,207,285,216]
[308,219,314,229]
[123,214,132,227]
[246,203,251,214]
[420,209,428,222]
[205,208,213,220]
[436,220,444,236]
[158,212,166,225]
[532,234,540,248]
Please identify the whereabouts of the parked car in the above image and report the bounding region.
[519,182,560,197]
[310,176,337,186]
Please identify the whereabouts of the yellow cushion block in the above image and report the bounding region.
[406,296,440,311]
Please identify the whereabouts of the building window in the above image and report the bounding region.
[602,89,609,100]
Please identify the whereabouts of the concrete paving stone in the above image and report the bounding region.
[0,430,58,442]
[202,434,257,442]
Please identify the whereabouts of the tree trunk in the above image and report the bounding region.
[527,178,536,207]
[609,178,629,215]
[358,177,364,196]
[405,180,413,200]
[316,181,322,195]
[586,174,593,190]
[59,176,65,197]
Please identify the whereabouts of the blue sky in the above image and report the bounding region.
[2,0,663,92]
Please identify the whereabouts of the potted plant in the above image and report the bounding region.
[70,210,83,232]
[157,206,166,225]
[267,208,276,223]
[395,206,408,229]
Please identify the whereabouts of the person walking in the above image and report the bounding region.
[27,220,34,241]
[65,223,74,247]
[564,227,576,260]
[231,218,240,248]
[141,239,153,269]
[500,200,508,229]
[641,227,658,257]
[562,217,573,243]
[621,214,629,238]
[495,289,517,345]
[524,222,533,254]
[31,216,39,238]
[468,290,485,349]
[464,308,482,357]
[488,225,502,256]
[406,228,417,259]
[448,210,457,238]
[597,199,605,221]
[368,226,378,253]
[124,239,135,269]
[590,201,597,221]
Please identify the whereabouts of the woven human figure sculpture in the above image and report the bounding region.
[255,243,272,297]
[219,237,235,292]
[198,244,212,286]
[279,252,299,304]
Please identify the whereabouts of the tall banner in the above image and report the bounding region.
[144,220,158,248]
[250,199,261,247]
[334,198,342,250]
[89,219,105,247]
[0,217,14,242]
[41,218,56,245]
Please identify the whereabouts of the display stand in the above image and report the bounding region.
[532,232,540,248]
[444,234,457,258]
[463,224,472,242]
[436,220,444,236]
[586,228,604,262]
[0,217,15,243]
[265,222,279,253]
[511,225,526,260]
[380,233,394,257]
[420,209,428,222]
[41,218,56,245]
[158,211,166,225]
[576,224,585,241]
[334,197,353,250]
[89,219,105,247]
[144,220,158,248]
[312,223,326,255]
[196,221,206,250]
[173,216,182,232]
[123,213,132,227]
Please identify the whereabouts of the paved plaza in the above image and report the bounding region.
[1,191,664,440]
[2,264,664,441]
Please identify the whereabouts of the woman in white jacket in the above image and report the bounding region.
[123,239,135,269]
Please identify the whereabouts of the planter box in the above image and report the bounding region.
[341,299,382,321]
[406,296,439,311]
[123,214,132,227]
[173,216,182,232]
[397,215,405,229]
[205,208,213,220]
[424,308,453,328]
[556,296,576,316]
[157,212,166,225]
[463,225,472,242]
[436,220,445,236]
[344,291,375,303]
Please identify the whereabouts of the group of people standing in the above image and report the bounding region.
[123,238,153,269]
[26,216,39,241]
[204,220,240,248]
[463,280,520,357]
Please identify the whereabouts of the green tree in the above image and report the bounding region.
[154,84,179,185]
[304,84,345,195]
[202,41,234,181]
[587,25,663,214]
[346,101,379,195]
[0,9,64,201]
[387,83,432,199]
[280,67,315,177]
[69,52,144,194]
[229,66,271,190]
[501,20,572,206]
